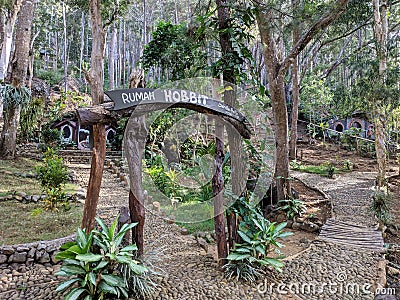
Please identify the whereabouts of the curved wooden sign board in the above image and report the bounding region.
[76,88,253,139]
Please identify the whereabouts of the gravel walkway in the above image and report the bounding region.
[0,165,387,299]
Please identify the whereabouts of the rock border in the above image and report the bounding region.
[0,235,75,266]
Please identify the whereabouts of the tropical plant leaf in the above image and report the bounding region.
[95,217,110,239]
[101,274,125,287]
[227,252,251,261]
[92,260,109,271]
[55,251,77,260]
[60,265,87,275]
[259,258,284,270]
[237,231,252,244]
[55,278,80,293]
[65,287,86,300]
[121,244,138,252]
[98,281,118,295]
[60,241,76,250]
[274,222,287,232]
[76,253,103,262]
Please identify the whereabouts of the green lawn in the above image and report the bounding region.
[0,157,78,197]
[0,200,82,245]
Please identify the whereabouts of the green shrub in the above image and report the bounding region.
[36,69,64,85]
[40,126,62,148]
[19,97,44,142]
[55,216,151,300]
[224,197,292,281]
[342,159,353,171]
[371,191,393,225]
[35,148,68,210]
[277,198,307,220]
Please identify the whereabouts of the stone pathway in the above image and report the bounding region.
[0,164,389,299]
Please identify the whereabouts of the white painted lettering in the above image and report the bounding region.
[181,90,189,102]
[122,93,130,104]
[149,91,155,101]
[136,93,143,101]
[143,92,149,101]
[190,91,197,103]
[173,90,181,102]
[164,90,173,102]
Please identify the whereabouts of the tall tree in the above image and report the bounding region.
[0,0,34,159]
[81,0,107,232]
[372,0,388,190]
[215,0,246,251]
[0,0,22,81]
[289,0,300,160]
[255,0,350,201]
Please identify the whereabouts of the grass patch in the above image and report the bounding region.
[176,219,215,234]
[290,161,340,177]
[0,157,78,197]
[0,200,82,245]
[143,172,215,234]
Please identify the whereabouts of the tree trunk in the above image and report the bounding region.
[215,0,243,249]
[0,0,22,81]
[213,119,228,265]
[81,0,107,232]
[0,0,34,160]
[372,0,388,190]
[0,105,20,159]
[125,70,147,256]
[79,12,85,80]
[270,78,291,201]
[62,0,68,93]
[289,12,300,161]
[81,124,106,231]
[109,24,117,90]
[257,11,291,201]
[256,0,349,201]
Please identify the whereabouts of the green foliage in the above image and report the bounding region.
[323,161,335,179]
[35,69,64,85]
[290,160,338,177]
[277,199,307,220]
[40,126,62,148]
[300,73,334,123]
[66,0,129,27]
[224,196,292,280]
[196,5,260,87]
[0,84,31,119]
[19,97,44,142]
[371,191,393,226]
[142,21,206,81]
[55,216,150,300]
[289,160,302,171]
[342,159,353,171]
[35,148,69,210]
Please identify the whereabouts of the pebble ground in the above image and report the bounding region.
[0,164,388,299]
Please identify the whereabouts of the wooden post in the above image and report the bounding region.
[125,70,147,256]
[117,206,131,247]
[213,119,228,265]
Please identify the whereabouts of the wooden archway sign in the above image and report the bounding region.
[76,85,252,258]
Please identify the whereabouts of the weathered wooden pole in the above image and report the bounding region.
[124,70,147,256]
[213,119,228,265]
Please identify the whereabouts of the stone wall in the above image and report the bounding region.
[0,235,75,266]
